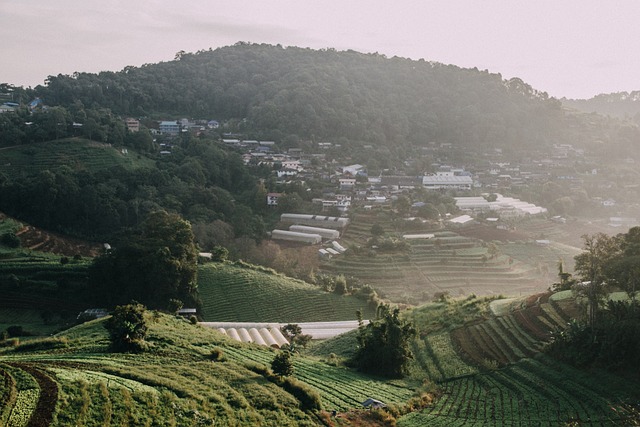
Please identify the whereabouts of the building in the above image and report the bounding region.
[339,178,356,190]
[423,172,473,190]
[159,121,179,135]
[124,118,140,132]
[267,193,282,207]
[280,213,350,229]
[271,230,322,244]
[289,225,340,240]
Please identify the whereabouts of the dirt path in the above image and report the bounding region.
[8,363,58,427]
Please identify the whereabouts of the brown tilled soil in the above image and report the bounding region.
[6,363,58,427]
[14,225,102,257]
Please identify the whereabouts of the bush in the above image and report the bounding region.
[6,325,31,338]
[14,337,69,352]
[281,376,322,411]
[209,347,225,362]
[167,298,184,314]
[0,338,19,348]
[271,350,294,377]
[1,232,20,248]
[244,361,271,376]
[104,303,148,352]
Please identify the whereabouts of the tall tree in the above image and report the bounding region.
[90,210,199,309]
[352,304,415,378]
[574,233,622,326]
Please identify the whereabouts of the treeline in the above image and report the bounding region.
[548,229,640,376]
[34,43,585,152]
[563,91,640,123]
[0,137,269,242]
[0,103,152,150]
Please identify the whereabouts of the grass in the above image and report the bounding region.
[1,284,638,425]
[0,311,424,425]
[0,138,154,179]
[198,262,378,322]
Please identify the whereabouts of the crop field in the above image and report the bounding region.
[322,212,560,303]
[198,262,377,322]
[0,139,154,179]
[394,292,640,425]
[221,345,416,411]
[0,313,423,425]
[399,356,639,426]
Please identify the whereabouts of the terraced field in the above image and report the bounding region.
[0,313,417,425]
[0,139,154,179]
[401,356,639,426]
[396,292,640,425]
[198,262,378,322]
[324,212,553,302]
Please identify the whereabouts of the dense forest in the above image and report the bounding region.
[29,43,617,154]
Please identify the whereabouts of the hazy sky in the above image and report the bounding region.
[1,0,639,99]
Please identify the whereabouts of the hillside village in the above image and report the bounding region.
[2,43,640,426]
[140,115,637,231]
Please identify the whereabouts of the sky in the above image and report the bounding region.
[1,0,639,99]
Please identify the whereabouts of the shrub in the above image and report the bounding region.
[6,326,31,338]
[281,377,322,411]
[189,315,198,325]
[104,303,148,352]
[209,347,225,362]
[0,338,19,348]
[1,232,20,248]
[167,298,184,314]
[244,362,271,376]
[14,337,69,352]
[271,350,294,377]
[367,408,397,426]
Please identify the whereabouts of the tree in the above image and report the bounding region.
[352,304,416,377]
[394,195,411,216]
[271,350,294,377]
[573,233,622,326]
[277,193,303,213]
[104,303,148,352]
[551,258,576,291]
[90,210,199,309]
[280,323,312,349]
[487,243,499,259]
[370,223,385,236]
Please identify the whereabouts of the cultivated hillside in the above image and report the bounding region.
[0,312,415,426]
[0,138,154,180]
[311,292,640,426]
[198,262,378,322]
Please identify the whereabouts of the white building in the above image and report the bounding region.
[423,172,473,190]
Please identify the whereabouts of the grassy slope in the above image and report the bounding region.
[198,262,378,322]
[310,293,640,426]
[0,138,154,178]
[0,313,417,426]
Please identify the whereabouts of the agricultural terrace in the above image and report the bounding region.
[0,138,154,179]
[401,293,639,425]
[311,293,640,425]
[325,211,569,303]
[0,312,418,425]
[0,252,92,335]
[198,262,377,322]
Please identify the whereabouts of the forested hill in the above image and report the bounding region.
[563,91,640,122]
[36,43,587,152]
